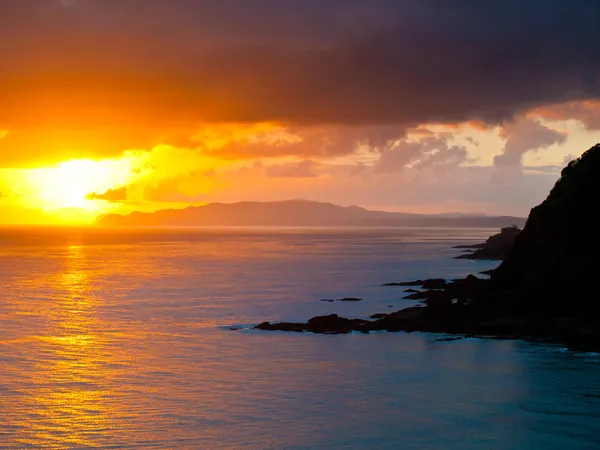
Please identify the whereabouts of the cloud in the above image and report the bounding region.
[373,135,466,173]
[465,137,479,147]
[373,141,429,173]
[86,186,128,202]
[197,124,407,160]
[266,160,321,178]
[493,118,567,182]
[142,177,209,203]
[139,169,217,203]
[530,101,600,130]
[411,145,470,171]
[0,126,186,167]
[1,0,600,135]
[522,165,563,176]
[0,121,409,167]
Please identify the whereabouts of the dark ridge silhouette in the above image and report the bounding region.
[95,200,526,228]
[254,144,600,352]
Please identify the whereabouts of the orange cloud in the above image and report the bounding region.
[86,186,128,202]
[529,101,600,129]
[0,125,188,168]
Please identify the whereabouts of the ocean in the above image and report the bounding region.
[0,227,599,449]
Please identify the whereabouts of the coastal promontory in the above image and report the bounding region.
[255,144,600,351]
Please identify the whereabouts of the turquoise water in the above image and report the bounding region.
[0,227,599,448]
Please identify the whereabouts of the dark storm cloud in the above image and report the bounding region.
[1,0,600,129]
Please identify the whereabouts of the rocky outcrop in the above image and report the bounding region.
[256,315,372,334]
[255,306,600,350]
[454,225,521,260]
[255,274,600,349]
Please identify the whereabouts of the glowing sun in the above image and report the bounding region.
[26,159,132,214]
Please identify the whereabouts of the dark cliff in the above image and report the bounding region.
[493,144,600,314]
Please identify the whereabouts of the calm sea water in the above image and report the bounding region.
[0,226,599,449]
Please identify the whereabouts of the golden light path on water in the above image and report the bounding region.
[0,230,232,447]
[11,244,126,447]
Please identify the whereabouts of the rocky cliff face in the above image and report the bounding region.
[493,144,600,314]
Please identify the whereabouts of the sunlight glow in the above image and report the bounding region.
[0,141,227,224]
[23,158,135,220]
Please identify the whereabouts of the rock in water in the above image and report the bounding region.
[493,144,600,315]
[255,315,371,334]
[319,297,363,302]
[383,278,446,289]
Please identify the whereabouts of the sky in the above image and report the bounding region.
[1,0,600,224]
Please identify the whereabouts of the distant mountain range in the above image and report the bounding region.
[95,200,526,228]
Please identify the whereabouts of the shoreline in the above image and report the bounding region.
[254,275,600,353]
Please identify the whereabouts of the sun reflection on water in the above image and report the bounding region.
[14,244,126,448]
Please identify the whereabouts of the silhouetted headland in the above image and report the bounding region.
[453,225,521,260]
[256,144,600,352]
[95,200,525,228]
